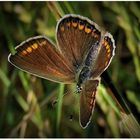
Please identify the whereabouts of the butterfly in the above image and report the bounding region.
[8,14,115,128]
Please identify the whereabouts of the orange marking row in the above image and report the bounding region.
[20,43,39,56]
[104,40,111,67]
[103,39,111,58]
[89,92,95,109]
[60,20,99,39]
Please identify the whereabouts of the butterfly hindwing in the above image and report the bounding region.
[8,36,75,84]
[91,32,115,78]
[80,78,100,128]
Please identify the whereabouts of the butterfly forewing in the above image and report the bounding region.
[80,78,100,128]
[56,15,101,70]
[8,36,75,83]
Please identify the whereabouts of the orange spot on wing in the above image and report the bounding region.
[89,97,95,110]
[90,99,94,106]
[103,41,108,47]
[107,48,111,53]
[91,92,95,98]
[107,53,111,58]
[21,50,27,56]
[66,22,71,27]
[32,43,38,49]
[91,31,98,39]
[26,47,32,53]
[78,23,84,30]
[106,45,110,50]
[60,26,65,32]
[72,21,78,27]
[85,26,92,34]
[41,41,47,46]
[105,61,108,66]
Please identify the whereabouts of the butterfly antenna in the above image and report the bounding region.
[62,89,78,99]
[52,89,76,107]
[47,2,62,19]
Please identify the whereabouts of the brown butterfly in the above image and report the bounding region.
[8,14,115,128]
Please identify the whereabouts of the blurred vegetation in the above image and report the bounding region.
[0,1,140,138]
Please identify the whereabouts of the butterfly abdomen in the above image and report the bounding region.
[85,41,99,67]
[77,39,100,88]
[78,66,91,85]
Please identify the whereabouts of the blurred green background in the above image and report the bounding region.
[0,1,140,138]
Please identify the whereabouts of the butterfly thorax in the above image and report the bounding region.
[76,66,91,93]
[76,41,100,93]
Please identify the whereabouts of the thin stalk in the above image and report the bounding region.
[64,1,75,14]
[56,83,65,137]
[102,71,140,137]
[47,2,64,20]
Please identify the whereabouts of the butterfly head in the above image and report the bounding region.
[76,84,83,93]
